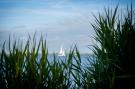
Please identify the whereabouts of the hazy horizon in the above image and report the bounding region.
[0,0,134,53]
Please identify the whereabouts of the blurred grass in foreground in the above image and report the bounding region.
[91,4,135,89]
[0,35,85,89]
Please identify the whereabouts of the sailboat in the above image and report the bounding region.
[58,45,65,56]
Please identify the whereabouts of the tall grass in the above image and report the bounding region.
[0,36,83,89]
[91,5,135,89]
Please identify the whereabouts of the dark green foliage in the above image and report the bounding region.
[0,36,83,89]
[91,5,135,89]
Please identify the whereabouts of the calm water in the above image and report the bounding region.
[38,54,94,85]
[46,54,93,67]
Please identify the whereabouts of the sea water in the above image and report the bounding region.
[38,54,94,86]
[46,54,93,67]
[37,54,94,68]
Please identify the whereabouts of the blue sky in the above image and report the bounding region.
[0,0,134,53]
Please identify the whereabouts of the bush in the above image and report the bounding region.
[91,5,135,89]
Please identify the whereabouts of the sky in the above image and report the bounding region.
[0,0,134,53]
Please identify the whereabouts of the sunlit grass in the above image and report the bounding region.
[0,35,85,89]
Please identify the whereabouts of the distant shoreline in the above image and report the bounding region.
[47,53,93,55]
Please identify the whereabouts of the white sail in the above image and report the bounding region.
[58,45,65,56]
